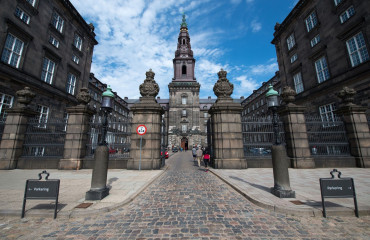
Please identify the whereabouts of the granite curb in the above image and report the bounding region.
[209,168,369,218]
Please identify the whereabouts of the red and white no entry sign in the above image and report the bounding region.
[136,125,147,135]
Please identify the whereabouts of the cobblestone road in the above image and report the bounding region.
[1,151,370,239]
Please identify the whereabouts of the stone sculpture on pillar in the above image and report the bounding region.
[127,69,164,170]
[209,69,246,169]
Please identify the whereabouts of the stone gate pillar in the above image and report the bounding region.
[209,69,246,169]
[59,88,95,170]
[277,87,315,168]
[335,87,370,168]
[0,87,37,169]
[127,69,164,170]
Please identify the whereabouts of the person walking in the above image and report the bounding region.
[196,147,203,167]
[192,146,197,162]
[203,150,210,172]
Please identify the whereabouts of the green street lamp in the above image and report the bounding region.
[266,85,280,145]
[86,85,115,200]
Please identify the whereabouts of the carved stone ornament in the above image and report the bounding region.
[139,69,159,98]
[213,69,234,98]
[337,87,356,105]
[16,87,35,107]
[76,87,91,105]
[280,86,296,104]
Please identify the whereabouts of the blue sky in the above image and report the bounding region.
[70,0,299,99]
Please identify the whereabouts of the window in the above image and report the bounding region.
[36,105,49,128]
[260,99,264,105]
[334,0,342,6]
[315,57,330,83]
[63,112,69,131]
[1,34,24,68]
[293,72,304,94]
[31,147,44,156]
[310,34,320,47]
[340,6,355,24]
[182,125,187,132]
[290,53,298,63]
[72,54,79,64]
[286,34,296,50]
[319,103,336,127]
[15,7,30,24]
[41,58,55,84]
[0,93,14,121]
[73,34,82,51]
[51,12,64,33]
[346,32,369,67]
[49,36,59,48]
[182,109,186,117]
[305,11,318,32]
[26,0,36,7]
[204,112,208,118]
[66,73,76,95]
[182,65,187,75]
[182,96,187,104]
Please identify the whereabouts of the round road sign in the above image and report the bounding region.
[136,125,147,135]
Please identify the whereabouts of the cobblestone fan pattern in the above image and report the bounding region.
[1,151,370,239]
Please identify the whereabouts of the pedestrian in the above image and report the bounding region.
[203,150,210,172]
[192,146,197,162]
[196,147,203,167]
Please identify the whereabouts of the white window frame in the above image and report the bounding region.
[72,54,79,64]
[1,34,24,68]
[286,33,296,51]
[0,93,14,121]
[305,11,318,32]
[15,7,30,24]
[182,109,186,117]
[290,53,298,63]
[67,73,76,95]
[340,6,355,24]
[346,32,369,67]
[182,96,187,105]
[41,57,55,84]
[319,103,336,127]
[49,36,59,48]
[73,34,82,51]
[334,0,342,6]
[51,12,64,33]
[315,57,330,83]
[293,72,304,94]
[310,34,320,47]
[36,105,49,128]
[63,112,69,132]
[182,125,187,133]
[26,0,36,7]
[204,112,208,118]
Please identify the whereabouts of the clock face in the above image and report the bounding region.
[181,54,187,57]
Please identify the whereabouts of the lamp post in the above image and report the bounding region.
[86,85,114,200]
[266,85,295,198]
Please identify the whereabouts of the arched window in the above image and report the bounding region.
[182,39,185,44]
[182,65,187,75]
[182,96,187,105]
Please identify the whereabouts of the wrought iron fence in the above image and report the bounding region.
[306,115,350,156]
[22,116,66,157]
[160,115,167,167]
[86,119,132,158]
[242,116,285,157]
[0,119,5,142]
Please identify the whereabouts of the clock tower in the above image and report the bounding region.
[168,14,202,150]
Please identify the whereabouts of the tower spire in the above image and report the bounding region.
[181,13,187,29]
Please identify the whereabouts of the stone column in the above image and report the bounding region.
[127,69,164,170]
[0,87,37,169]
[59,88,95,170]
[335,87,370,168]
[277,87,315,168]
[209,69,246,169]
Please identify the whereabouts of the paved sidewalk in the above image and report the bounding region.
[211,168,370,217]
[0,168,165,218]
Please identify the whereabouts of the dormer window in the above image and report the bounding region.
[182,65,187,75]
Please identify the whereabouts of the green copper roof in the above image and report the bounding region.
[265,84,279,97]
[181,13,187,28]
[102,85,115,98]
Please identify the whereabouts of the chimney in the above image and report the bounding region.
[208,96,211,99]
[124,97,128,100]
[157,96,160,99]
[240,96,244,99]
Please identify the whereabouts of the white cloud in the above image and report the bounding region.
[233,75,259,97]
[250,20,262,32]
[249,62,278,75]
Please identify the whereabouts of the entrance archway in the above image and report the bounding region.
[181,137,188,150]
